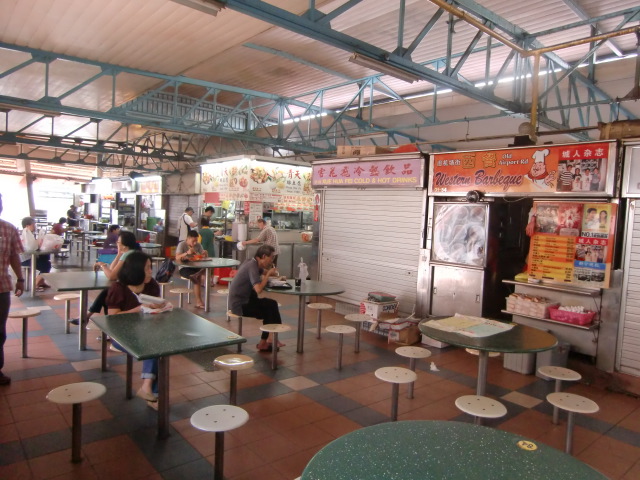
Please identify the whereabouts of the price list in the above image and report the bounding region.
[529,235,576,283]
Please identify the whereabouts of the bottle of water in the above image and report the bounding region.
[298,258,308,284]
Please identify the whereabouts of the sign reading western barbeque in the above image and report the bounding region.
[312,157,424,188]
[430,141,615,196]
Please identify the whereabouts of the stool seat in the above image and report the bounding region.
[308,303,332,310]
[259,324,291,334]
[220,277,234,284]
[396,346,432,359]
[375,366,417,384]
[326,324,356,334]
[170,287,193,308]
[455,395,507,420]
[8,308,41,318]
[217,289,229,295]
[158,281,172,299]
[9,308,40,358]
[344,313,371,323]
[214,354,254,371]
[259,324,291,370]
[47,382,107,404]
[53,293,81,301]
[546,392,599,455]
[191,404,249,433]
[538,366,582,382]
[465,348,501,357]
[46,381,107,463]
[546,392,599,414]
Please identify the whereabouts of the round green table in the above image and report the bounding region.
[420,320,557,396]
[301,420,608,479]
[265,280,344,353]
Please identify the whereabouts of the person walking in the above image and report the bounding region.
[0,193,25,385]
[242,218,281,265]
[178,207,197,242]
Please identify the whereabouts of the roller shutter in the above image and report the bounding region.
[319,188,425,314]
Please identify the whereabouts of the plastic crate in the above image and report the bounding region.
[548,306,596,326]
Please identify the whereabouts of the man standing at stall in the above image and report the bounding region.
[242,218,281,266]
[178,207,197,242]
[0,193,25,385]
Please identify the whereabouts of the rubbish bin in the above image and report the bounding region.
[536,341,571,380]
[503,352,536,375]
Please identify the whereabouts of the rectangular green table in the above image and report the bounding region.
[92,308,246,438]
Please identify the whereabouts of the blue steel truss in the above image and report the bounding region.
[0,0,638,170]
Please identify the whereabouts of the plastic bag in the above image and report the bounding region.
[40,234,64,251]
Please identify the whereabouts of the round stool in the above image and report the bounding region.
[326,325,356,370]
[374,366,417,421]
[259,324,291,370]
[308,303,332,339]
[54,293,81,334]
[537,366,582,425]
[344,313,372,353]
[8,308,40,358]
[226,311,258,352]
[455,395,507,425]
[220,277,234,286]
[190,405,249,480]
[169,287,193,308]
[546,392,599,455]
[213,354,254,405]
[158,281,173,299]
[46,382,107,463]
[395,346,432,399]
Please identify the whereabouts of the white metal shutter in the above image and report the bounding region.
[168,195,200,237]
[320,188,425,314]
[619,200,640,376]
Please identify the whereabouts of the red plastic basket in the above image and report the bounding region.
[548,306,596,326]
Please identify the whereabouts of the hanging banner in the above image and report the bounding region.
[430,141,615,196]
[527,201,616,288]
[312,157,424,188]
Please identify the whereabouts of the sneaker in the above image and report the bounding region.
[69,318,80,326]
[0,373,11,385]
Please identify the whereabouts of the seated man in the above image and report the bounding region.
[175,230,208,309]
[228,245,283,351]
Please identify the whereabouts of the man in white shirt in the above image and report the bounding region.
[178,207,197,242]
[19,217,51,290]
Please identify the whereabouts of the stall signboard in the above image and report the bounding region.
[201,160,313,208]
[527,201,617,288]
[136,177,162,194]
[430,141,615,196]
[312,157,423,188]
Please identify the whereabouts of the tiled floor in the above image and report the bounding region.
[1,255,640,479]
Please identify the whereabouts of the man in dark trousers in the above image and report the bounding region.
[228,245,283,351]
[0,193,25,385]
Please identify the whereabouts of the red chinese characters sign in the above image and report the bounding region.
[430,142,615,195]
[312,157,424,188]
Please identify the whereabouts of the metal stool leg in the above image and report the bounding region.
[71,403,82,463]
[552,378,562,425]
[64,299,71,334]
[214,431,225,480]
[565,411,575,454]
[336,333,344,370]
[407,358,416,399]
[178,293,184,308]
[391,383,399,421]
[22,316,29,358]
[229,370,238,405]
[237,316,243,353]
[354,323,361,353]
[316,310,322,339]
[271,332,279,370]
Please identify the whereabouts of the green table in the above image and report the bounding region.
[265,280,345,353]
[92,308,245,438]
[301,420,608,480]
[179,258,240,312]
[43,271,112,350]
[420,320,557,396]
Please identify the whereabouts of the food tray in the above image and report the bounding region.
[548,306,596,326]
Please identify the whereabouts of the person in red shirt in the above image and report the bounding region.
[0,193,25,385]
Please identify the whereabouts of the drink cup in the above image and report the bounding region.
[295,278,302,287]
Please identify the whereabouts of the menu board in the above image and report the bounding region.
[527,201,616,288]
[201,160,313,210]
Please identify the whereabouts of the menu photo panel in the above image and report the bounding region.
[527,201,616,288]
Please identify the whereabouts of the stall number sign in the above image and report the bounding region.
[527,201,616,288]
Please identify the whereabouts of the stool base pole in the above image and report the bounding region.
[552,378,562,424]
[336,333,344,370]
[230,371,238,406]
[391,383,399,421]
[71,403,82,463]
[407,358,416,399]
[214,431,225,480]
[565,411,575,455]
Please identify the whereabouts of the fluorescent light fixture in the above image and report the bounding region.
[350,132,389,141]
[349,53,421,84]
[170,0,224,16]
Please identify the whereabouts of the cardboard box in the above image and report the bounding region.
[360,300,399,319]
[388,325,420,345]
[421,334,449,349]
[337,145,393,157]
